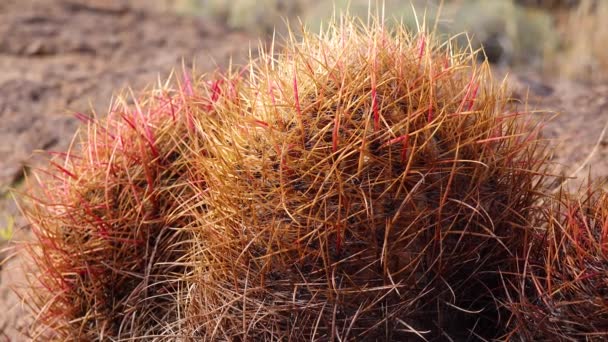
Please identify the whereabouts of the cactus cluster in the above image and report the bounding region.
[506,186,608,340]
[20,14,606,341]
[22,83,204,339]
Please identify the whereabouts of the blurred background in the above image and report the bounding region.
[0,0,607,339]
[172,0,605,79]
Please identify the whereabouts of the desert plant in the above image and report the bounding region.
[0,214,14,242]
[446,0,559,68]
[176,0,303,35]
[515,0,581,10]
[505,185,608,341]
[182,17,549,340]
[21,12,555,341]
[19,72,237,340]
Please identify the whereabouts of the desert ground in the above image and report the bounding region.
[1,0,607,340]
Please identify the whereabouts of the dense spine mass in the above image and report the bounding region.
[507,186,608,341]
[20,14,604,341]
[182,19,548,340]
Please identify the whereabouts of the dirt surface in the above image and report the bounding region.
[541,81,608,185]
[0,0,254,339]
[508,73,608,188]
[0,0,252,192]
[0,0,607,340]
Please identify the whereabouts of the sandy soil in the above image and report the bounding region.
[508,72,608,188]
[0,0,607,340]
